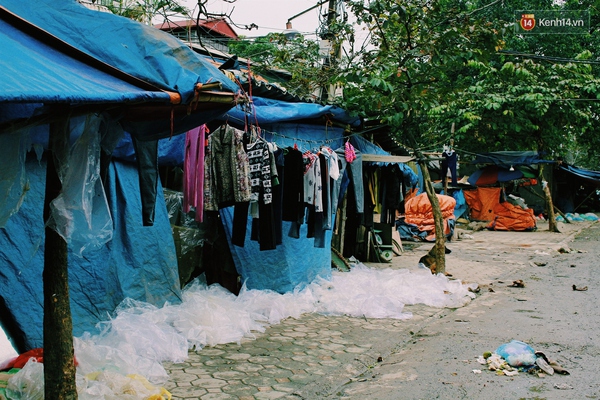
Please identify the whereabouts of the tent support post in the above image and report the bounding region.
[43,111,77,399]
[539,164,559,232]
[417,152,446,274]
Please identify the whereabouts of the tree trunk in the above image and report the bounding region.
[539,164,558,232]
[44,115,77,399]
[417,153,446,274]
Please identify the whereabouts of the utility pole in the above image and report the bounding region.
[320,0,339,102]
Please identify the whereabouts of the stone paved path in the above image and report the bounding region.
[163,220,592,399]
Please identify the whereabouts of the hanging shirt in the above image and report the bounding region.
[282,148,304,223]
[246,137,273,204]
[183,125,206,222]
[303,152,323,212]
[204,124,251,211]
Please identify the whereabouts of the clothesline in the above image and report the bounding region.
[221,113,364,146]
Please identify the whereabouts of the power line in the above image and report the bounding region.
[499,50,600,65]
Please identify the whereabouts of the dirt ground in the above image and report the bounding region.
[329,220,600,399]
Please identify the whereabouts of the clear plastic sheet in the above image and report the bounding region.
[46,115,113,257]
[5,357,170,400]
[164,189,205,254]
[163,189,183,226]
[6,265,474,398]
[101,264,474,352]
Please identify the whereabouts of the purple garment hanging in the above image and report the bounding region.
[183,125,206,222]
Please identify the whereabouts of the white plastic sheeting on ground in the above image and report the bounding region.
[5,264,476,398]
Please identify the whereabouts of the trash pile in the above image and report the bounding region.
[556,212,599,222]
[474,340,569,377]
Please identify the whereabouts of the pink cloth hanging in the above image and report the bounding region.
[345,141,357,163]
[183,125,206,222]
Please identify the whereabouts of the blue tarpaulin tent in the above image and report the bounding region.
[0,0,239,351]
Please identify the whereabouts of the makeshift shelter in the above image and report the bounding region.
[554,163,600,213]
[461,151,550,231]
[0,0,239,352]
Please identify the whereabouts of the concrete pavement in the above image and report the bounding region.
[163,219,595,399]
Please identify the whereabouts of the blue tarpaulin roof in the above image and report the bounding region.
[472,151,553,169]
[223,97,362,127]
[0,0,239,140]
[0,0,239,99]
[0,8,171,105]
[559,164,600,187]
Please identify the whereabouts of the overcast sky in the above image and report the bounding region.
[183,0,327,39]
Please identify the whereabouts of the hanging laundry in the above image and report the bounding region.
[203,124,251,211]
[442,146,458,186]
[345,141,357,163]
[246,136,277,250]
[282,147,305,239]
[182,125,206,222]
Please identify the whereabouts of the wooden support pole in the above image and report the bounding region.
[44,113,77,399]
[417,151,446,274]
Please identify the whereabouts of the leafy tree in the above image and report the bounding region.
[228,34,324,100]
[336,0,501,149]
[433,0,600,168]
[106,0,189,25]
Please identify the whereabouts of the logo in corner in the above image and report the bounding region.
[520,14,536,31]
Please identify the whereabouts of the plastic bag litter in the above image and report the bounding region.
[79,372,171,400]
[565,213,584,222]
[5,359,44,400]
[495,340,536,367]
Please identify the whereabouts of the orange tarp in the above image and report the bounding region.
[405,193,456,240]
[463,187,537,231]
[487,202,536,231]
[463,187,502,221]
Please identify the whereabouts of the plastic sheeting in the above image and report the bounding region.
[223,97,361,127]
[45,116,113,257]
[405,193,456,241]
[0,130,27,228]
[559,164,600,187]
[4,263,476,397]
[463,187,502,222]
[451,189,468,220]
[487,202,537,231]
[0,0,238,140]
[0,157,181,351]
[467,165,524,186]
